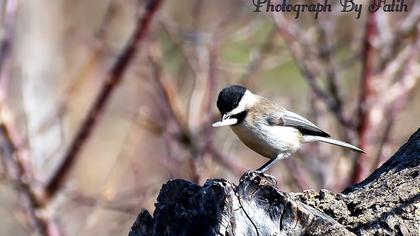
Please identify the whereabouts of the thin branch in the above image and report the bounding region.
[36,0,119,135]
[374,35,420,167]
[45,0,164,198]
[198,39,219,166]
[241,26,278,87]
[147,38,245,179]
[378,2,420,65]
[0,1,53,234]
[147,48,203,182]
[0,122,48,235]
[147,46,186,132]
[202,40,218,123]
[68,191,148,214]
[272,13,355,129]
[374,78,419,167]
[188,45,211,131]
[0,0,15,83]
[352,7,377,184]
[318,20,343,123]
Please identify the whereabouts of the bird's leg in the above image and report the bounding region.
[256,153,287,173]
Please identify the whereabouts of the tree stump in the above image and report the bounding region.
[129,129,420,235]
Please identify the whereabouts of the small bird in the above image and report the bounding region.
[212,85,363,173]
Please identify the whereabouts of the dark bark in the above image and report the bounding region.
[129,129,420,235]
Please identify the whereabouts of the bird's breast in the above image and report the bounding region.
[231,120,302,158]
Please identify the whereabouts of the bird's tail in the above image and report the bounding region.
[303,136,364,153]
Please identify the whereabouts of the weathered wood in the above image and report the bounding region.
[129,129,420,235]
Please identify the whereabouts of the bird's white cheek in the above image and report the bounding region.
[228,90,257,116]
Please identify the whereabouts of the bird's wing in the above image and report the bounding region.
[266,110,330,137]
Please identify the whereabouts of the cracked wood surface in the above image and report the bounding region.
[129,129,420,235]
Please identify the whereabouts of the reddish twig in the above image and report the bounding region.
[0,123,49,235]
[352,8,377,184]
[147,46,187,136]
[45,0,164,198]
[147,48,204,182]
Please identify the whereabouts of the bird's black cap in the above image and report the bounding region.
[216,85,246,114]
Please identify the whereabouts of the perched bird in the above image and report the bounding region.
[212,85,363,173]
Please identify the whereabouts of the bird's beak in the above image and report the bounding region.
[212,114,238,127]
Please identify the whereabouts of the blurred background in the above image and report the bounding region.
[0,0,419,235]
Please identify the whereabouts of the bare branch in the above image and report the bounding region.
[241,26,278,88]
[45,0,165,198]
[36,0,119,135]
[0,0,15,84]
[272,13,355,129]
[0,122,48,235]
[352,9,377,183]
